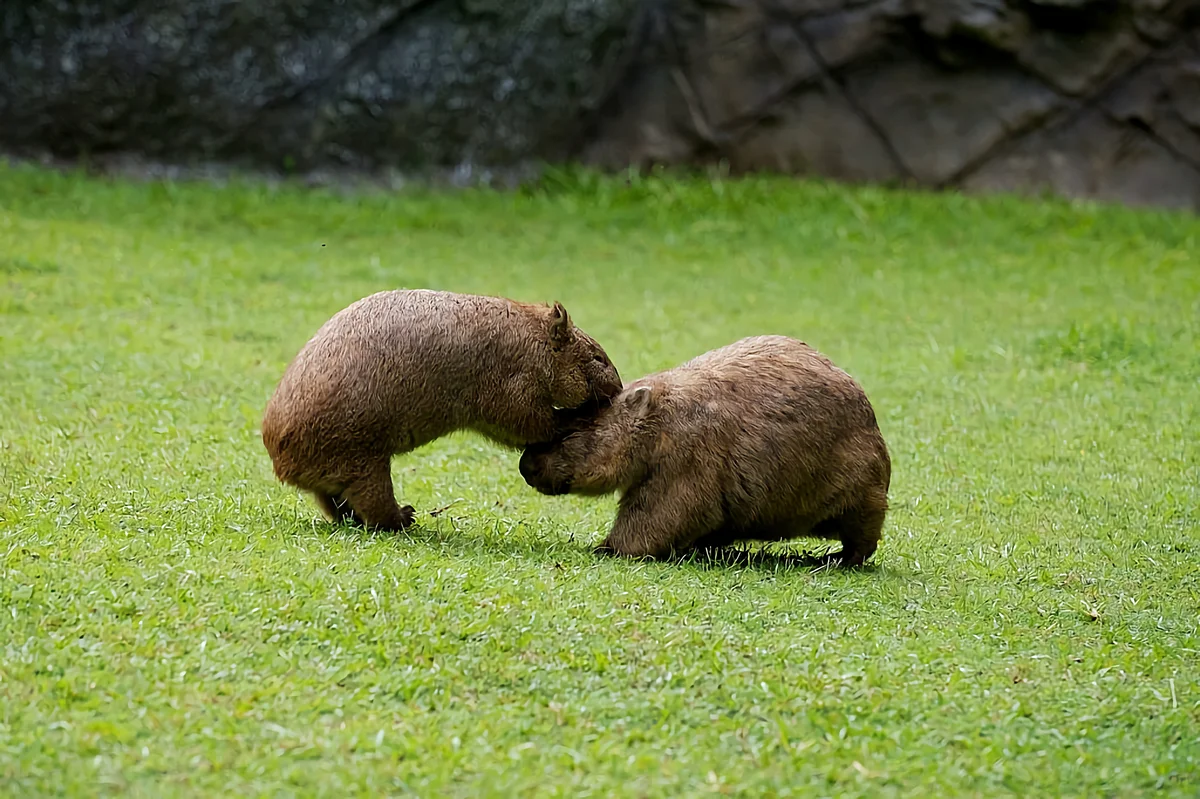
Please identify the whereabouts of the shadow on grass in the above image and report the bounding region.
[302,516,885,576]
[672,545,880,574]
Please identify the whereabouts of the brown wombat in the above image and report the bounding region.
[262,289,623,531]
[519,335,891,565]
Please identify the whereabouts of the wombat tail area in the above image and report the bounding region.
[261,425,304,486]
[811,492,888,567]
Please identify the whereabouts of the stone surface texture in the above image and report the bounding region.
[2,0,1198,209]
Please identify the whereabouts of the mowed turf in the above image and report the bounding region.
[0,163,1197,797]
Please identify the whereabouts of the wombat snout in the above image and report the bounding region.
[519,445,571,496]
[594,374,624,402]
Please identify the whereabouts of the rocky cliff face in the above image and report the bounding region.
[2,0,1198,209]
[0,0,641,170]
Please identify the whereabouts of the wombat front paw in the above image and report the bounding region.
[362,504,416,533]
[827,548,873,568]
[593,535,667,560]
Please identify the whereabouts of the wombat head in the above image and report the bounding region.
[545,302,623,409]
[520,383,656,496]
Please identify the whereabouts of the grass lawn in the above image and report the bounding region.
[1,162,1198,797]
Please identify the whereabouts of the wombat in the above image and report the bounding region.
[519,335,891,565]
[262,289,623,531]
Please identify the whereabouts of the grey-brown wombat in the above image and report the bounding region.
[262,289,623,531]
[519,335,891,565]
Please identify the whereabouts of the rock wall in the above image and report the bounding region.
[2,1,1198,209]
[0,0,641,171]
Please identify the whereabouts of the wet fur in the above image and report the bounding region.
[262,289,623,531]
[519,336,891,566]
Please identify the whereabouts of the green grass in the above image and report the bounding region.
[1,162,1198,797]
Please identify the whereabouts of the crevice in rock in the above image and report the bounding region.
[659,8,729,155]
[671,65,724,149]
[940,102,1077,189]
[1167,102,1200,137]
[693,0,753,11]
[892,5,1121,100]
[680,1,876,139]
[950,27,1196,186]
[1119,115,1200,174]
[696,71,825,141]
[787,16,915,181]
[1017,0,1123,35]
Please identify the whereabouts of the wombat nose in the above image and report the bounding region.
[518,449,541,483]
[599,376,623,400]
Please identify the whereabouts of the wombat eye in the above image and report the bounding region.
[593,354,606,364]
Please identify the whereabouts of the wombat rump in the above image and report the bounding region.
[519,335,891,565]
[262,289,623,531]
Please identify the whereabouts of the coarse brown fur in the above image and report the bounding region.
[262,289,623,531]
[519,335,891,566]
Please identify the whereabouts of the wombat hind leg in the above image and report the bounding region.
[341,462,416,532]
[689,528,738,553]
[812,501,886,568]
[312,492,364,527]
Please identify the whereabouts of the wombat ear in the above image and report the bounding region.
[628,385,654,414]
[550,301,573,345]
